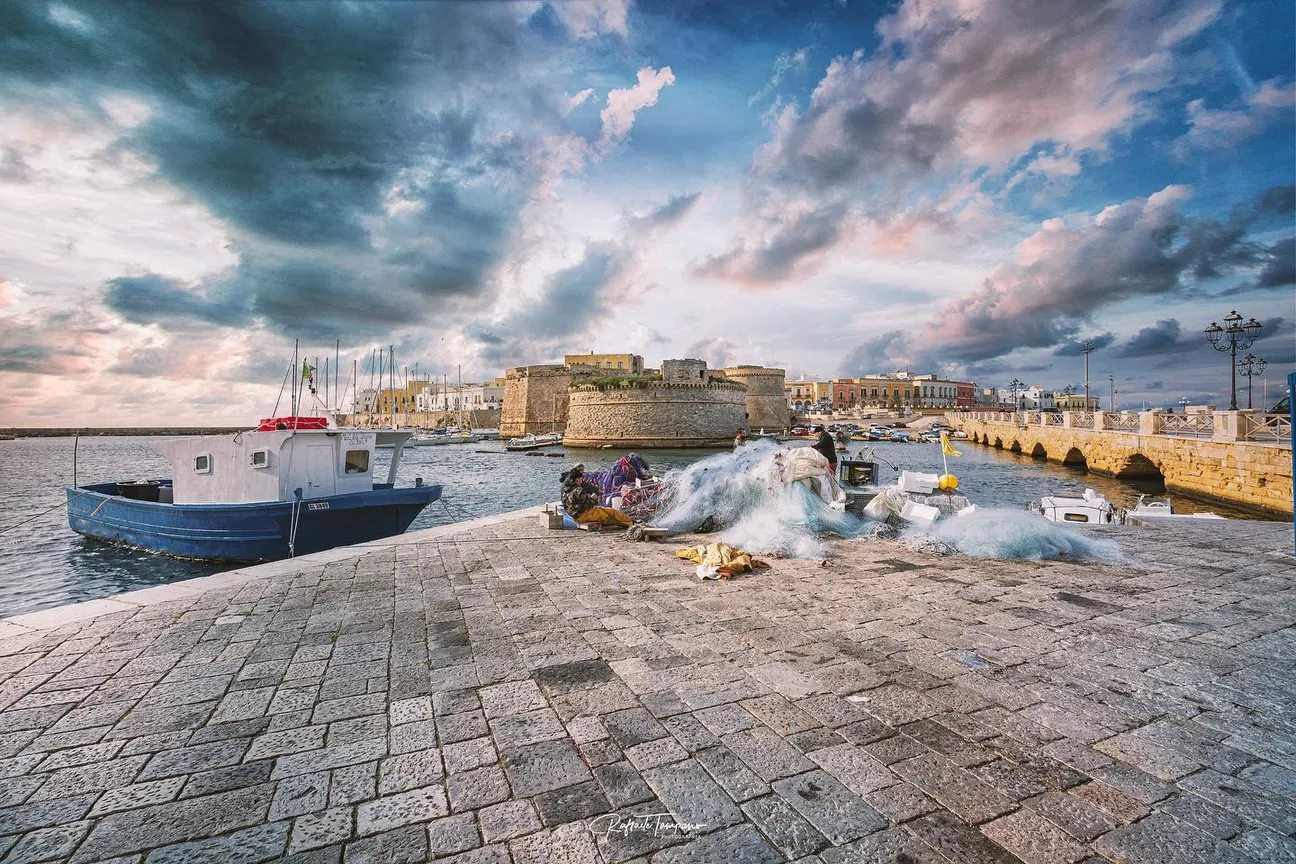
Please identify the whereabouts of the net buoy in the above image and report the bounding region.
[938,473,959,491]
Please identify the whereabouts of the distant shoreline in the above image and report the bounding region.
[0,428,248,438]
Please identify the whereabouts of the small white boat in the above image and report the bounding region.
[505,432,563,452]
[1128,495,1224,520]
[1028,488,1120,525]
[408,432,480,447]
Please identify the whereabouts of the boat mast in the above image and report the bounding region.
[292,339,299,420]
[389,345,396,430]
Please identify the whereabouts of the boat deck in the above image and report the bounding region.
[0,514,1292,862]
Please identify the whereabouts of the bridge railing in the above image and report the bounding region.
[1101,412,1141,432]
[1240,412,1293,443]
[1159,412,1215,438]
[1070,412,1094,429]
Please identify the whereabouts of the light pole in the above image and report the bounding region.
[1108,374,1116,412]
[1009,379,1024,411]
[1178,396,1190,413]
[1204,310,1262,411]
[1081,341,1094,406]
[1237,354,1267,410]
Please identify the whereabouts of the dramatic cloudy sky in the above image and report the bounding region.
[1,0,1292,424]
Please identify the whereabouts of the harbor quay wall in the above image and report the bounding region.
[563,382,748,448]
[500,365,571,438]
[954,415,1293,516]
[723,366,790,432]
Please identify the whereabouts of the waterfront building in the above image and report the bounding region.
[785,380,819,411]
[1017,385,1055,411]
[1053,393,1101,411]
[564,353,645,374]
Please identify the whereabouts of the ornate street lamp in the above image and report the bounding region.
[1080,341,1094,405]
[1237,354,1268,410]
[1205,311,1262,410]
[1009,378,1024,410]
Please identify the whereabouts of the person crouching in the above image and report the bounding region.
[561,464,632,528]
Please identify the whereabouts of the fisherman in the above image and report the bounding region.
[561,464,633,528]
[734,429,746,449]
[811,426,837,474]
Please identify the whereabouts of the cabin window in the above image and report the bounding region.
[344,449,370,474]
[250,449,270,469]
[194,454,212,474]
[1063,513,1089,522]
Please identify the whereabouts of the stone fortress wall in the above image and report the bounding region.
[563,359,749,448]
[723,365,790,432]
[500,365,572,438]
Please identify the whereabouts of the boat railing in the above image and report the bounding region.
[1240,412,1292,443]
[1159,411,1214,439]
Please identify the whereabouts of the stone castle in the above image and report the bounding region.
[500,357,788,447]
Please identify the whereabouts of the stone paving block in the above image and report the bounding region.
[819,826,946,864]
[426,812,481,857]
[180,759,275,799]
[1093,812,1255,864]
[592,761,657,809]
[534,778,612,827]
[1023,791,1118,842]
[564,715,608,745]
[647,823,782,864]
[71,784,274,862]
[794,694,870,729]
[604,708,670,748]
[509,821,601,864]
[30,753,149,800]
[906,812,1026,864]
[576,738,622,768]
[809,742,896,797]
[390,697,434,726]
[246,725,328,761]
[1066,780,1151,824]
[1238,759,1296,798]
[1158,791,1248,840]
[477,681,546,719]
[356,785,448,835]
[211,685,277,723]
[0,775,42,808]
[343,824,427,864]
[291,807,354,854]
[379,748,444,795]
[328,714,388,748]
[500,739,591,798]
[862,733,930,765]
[981,808,1088,864]
[741,793,830,859]
[144,820,291,863]
[693,745,770,803]
[436,712,488,746]
[770,769,887,845]
[693,704,758,736]
[1178,767,1296,834]
[723,726,815,781]
[862,779,939,823]
[489,707,566,748]
[189,716,272,746]
[271,741,387,780]
[1232,827,1296,863]
[36,739,125,773]
[140,740,249,780]
[329,762,377,807]
[443,737,497,774]
[270,772,331,821]
[642,758,745,832]
[448,764,511,812]
[3,819,90,863]
[892,752,1017,824]
[787,727,847,754]
[478,799,542,843]
[659,714,719,753]
[625,737,688,772]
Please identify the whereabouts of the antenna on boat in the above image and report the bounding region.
[73,431,79,489]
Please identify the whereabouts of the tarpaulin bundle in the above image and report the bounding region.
[675,542,769,579]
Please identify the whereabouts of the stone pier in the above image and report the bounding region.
[0,512,1293,863]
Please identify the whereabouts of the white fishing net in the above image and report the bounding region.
[915,507,1127,562]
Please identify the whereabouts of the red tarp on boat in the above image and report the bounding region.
[258,416,329,431]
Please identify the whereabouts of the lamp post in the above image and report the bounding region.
[1080,341,1094,406]
[1204,310,1262,411]
[1237,354,1267,410]
[1009,379,1024,411]
[1108,374,1116,412]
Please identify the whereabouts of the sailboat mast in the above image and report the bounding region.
[292,339,299,419]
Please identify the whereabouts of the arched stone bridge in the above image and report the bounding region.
[952,411,1293,516]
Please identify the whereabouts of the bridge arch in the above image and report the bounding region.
[1030,443,1047,460]
[1115,453,1166,491]
[992,437,1003,449]
[1062,447,1088,470]
[1009,440,1022,454]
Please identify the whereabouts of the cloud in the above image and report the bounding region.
[633,192,700,228]
[1114,319,1197,357]
[712,0,1222,281]
[839,184,1283,369]
[103,274,250,329]
[599,66,676,152]
[683,337,738,370]
[0,310,108,375]
[549,0,630,40]
[1174,78,1296,157]
[2,1,586,339]
[694,204,846,284]
[1053,334,1116,356]
[749,46,810,106]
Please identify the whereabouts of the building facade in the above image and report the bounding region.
[563,353,645,374]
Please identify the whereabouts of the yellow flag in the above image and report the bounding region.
[940,432,962,457]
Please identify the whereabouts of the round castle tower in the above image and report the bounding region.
[562,359,748,448]
[723,365,789,432]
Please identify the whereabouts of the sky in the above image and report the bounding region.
[0,0,1293,425]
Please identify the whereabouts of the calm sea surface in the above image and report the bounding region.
[0,434,1276,616]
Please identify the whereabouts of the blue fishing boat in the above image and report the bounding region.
[66,418,441,562]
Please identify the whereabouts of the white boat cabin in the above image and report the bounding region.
[1031,488,1118,525]
[152,428,413,505]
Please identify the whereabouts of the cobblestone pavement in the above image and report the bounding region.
[0,514,1293,863]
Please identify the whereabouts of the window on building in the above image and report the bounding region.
[344,450,370,474]
[194,454,211,474]
[617,362,623,369]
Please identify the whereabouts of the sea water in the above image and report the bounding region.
[0,435,1270,616]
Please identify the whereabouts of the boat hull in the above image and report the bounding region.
[66,481,442,563]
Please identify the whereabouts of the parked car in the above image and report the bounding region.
[1272,395,1290,414]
